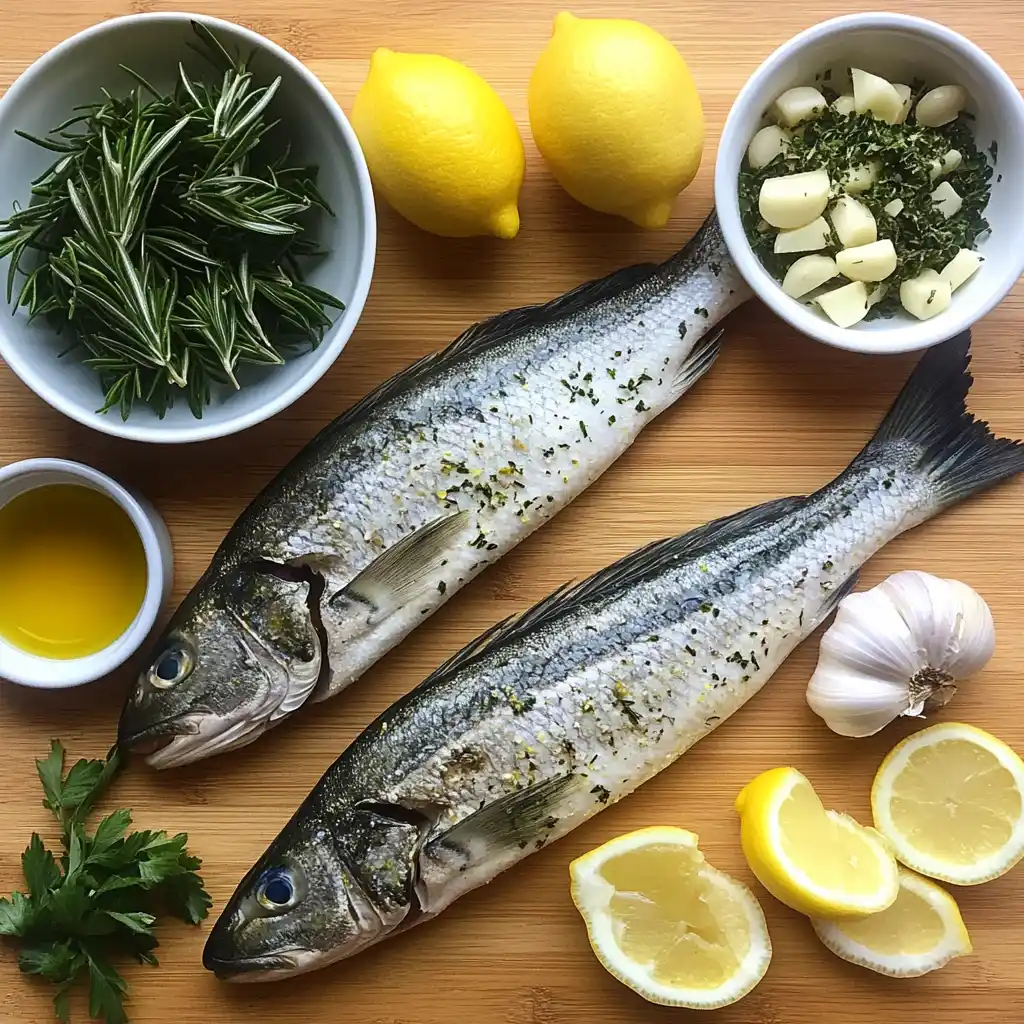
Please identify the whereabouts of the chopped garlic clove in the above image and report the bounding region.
[892,84,913,124]
[867,283,889,308]
[941,249,983,292]
[829,196,877,247]
[771,86,828,128]
[782,255,840,298]
[930,181,963,219]
[883,198,904,217]
[747,125,792,170]
[840,159,882,194]
[900,269,952,320]
[759,169,831,229]
[929,149,963,181]
[915,84,968,127]
[836,239,898,282]
[817,280,869,328]
[852,68,904,123]
[832,94,856,116]
[774,217,831,254]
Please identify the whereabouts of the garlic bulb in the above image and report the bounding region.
[806,570,995,738]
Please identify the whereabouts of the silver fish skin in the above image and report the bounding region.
[202,332,1024,982]
[118,211,748,768]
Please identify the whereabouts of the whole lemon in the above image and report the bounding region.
[351,49,525,239]
[528,12,704,228]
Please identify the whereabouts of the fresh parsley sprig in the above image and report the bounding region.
[0,741,211,1024]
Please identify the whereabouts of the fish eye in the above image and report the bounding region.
[256,867,299,913]
[149,646,193,689]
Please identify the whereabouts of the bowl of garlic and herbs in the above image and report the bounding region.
[714,13,1024,355]
[0,13,375,443]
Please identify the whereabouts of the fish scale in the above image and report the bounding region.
[201,333,1024,981]
[120,212,747,767]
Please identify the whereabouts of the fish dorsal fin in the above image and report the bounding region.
[299,261,661,451]
[442,260,659,359]
[421,495,806,684]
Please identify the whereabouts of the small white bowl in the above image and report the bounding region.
[715,13,1024,354]
[0,459,172,688]
[0,13,375,441]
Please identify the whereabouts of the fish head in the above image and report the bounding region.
[204,802,425,981]
[118,564,323,768]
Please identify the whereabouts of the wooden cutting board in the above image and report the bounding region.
[2,2,1023,1022]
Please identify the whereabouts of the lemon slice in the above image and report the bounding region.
[812,868,972,977]
[735,767,899,917]
[871,721,1024,884]
[569,826,771,1008]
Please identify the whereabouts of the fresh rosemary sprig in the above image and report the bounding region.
[738,93,993,319]
[0,20,344,419]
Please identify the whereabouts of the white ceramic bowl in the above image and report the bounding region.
[0,13,375,441]
[715,13,1024,354]
[0,459,172,688]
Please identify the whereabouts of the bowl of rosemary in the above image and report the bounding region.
[0,13,375,442]
[714,13,1024,354]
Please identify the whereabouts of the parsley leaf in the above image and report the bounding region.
[86,952,129,1024]
[23,834,61,896]
[1,742,210,1023]
[18,939,84,983]
[0,891,35,937]
[162,870,214,925]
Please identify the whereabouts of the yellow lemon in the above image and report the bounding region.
[871,722,1024,885]
[812,867,972,977]
[528,12,704,228]
[735,767,899,918]
[569,826,771,1009]
[351,49,524,238]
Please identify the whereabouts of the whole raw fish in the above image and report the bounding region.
[202,332,1024,981]
[118,211,747,767]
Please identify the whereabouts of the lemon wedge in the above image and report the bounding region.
[871,722,1024,884]
[736,767,899,917]
[812,867,972,977]
[569,826,771,1008]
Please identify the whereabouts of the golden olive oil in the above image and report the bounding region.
[0,484,147,659]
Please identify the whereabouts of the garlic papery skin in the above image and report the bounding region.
[806,571,995,738]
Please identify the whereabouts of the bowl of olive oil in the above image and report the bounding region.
[0,460,172,688]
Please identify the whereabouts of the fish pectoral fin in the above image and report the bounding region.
[329,510,471,620]
[669,328,724,399]
[429,773,582,860]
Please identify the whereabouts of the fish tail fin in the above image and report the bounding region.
[858,330,1024,508]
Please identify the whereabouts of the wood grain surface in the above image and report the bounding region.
[2,2,1024,1022]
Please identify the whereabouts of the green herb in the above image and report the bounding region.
[738,105,992,318]
[0,21,343,419]
[0,742,211,1024]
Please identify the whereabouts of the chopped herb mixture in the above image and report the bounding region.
[738,89,993,318]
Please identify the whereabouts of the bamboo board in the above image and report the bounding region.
[2,2,1024,1022]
